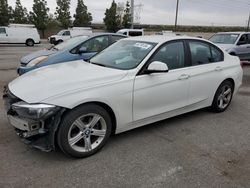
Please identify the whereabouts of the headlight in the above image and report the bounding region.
[27,56,48,67]
[12,101,60,120]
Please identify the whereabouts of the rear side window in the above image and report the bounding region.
[149,41,185,70]
[129,31,143,37]
[189,41,223,66]
[0,28,6,34]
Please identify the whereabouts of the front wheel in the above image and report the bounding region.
[57,104,112,158]
[26,39,34,46]
[211,81,234,113]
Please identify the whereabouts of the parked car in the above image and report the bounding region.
[209,32,250,61]
[4,36,243,158]
[0,24,40,46]
[117,29,144,37]
[48,27,93,45]
[17,33,126,75]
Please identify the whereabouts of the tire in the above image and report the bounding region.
[211,80,234,113]
[26,39,34,46]
[57,104,112,158]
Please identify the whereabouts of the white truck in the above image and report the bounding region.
[0,24,40,46]
[117,29,144,37]
[48,27,93,45]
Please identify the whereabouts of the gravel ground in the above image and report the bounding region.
[0,43,250,188]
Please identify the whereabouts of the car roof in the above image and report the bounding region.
[91,33,127,37]
[118,29,144,32]
[122,35,207,44]
[216,32,250,35]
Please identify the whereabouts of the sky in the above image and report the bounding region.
[7,0,250,26]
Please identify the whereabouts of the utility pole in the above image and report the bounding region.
[247,13,250,32]
[131,0,134,29]
[174,0,179,31]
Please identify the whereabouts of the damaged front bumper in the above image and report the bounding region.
[3,86,65,152]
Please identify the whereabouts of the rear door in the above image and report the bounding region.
[0,28,8,43]
[186,40,225,106]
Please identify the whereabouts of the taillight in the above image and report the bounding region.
[240,61,244,68]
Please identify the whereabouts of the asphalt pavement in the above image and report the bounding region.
[0,43,250,188]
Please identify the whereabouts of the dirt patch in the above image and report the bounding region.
[217,150,250,187]
[242,75,250,86]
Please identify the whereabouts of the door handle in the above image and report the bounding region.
[178,74,190,80]
[247,46,250,48]
[215,66,223,71]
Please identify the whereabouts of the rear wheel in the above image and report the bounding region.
[211,81,233,113]
[26,39,34,46]
[57,104,112,158]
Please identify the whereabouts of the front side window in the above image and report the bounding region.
[0,28,6,34]
[189,41,223,66]
[149,41,185,70]
[238,34,248,45]
[90,40,156,70]
[80,36,109,52]
[63,31,70,36]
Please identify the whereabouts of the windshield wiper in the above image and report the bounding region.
[91,62,107,67]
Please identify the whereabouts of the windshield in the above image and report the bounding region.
[209,34,239,44]
[57,30,65,36]
[54,36,89,50]
[90,40,156,70]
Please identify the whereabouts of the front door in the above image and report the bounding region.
[133,41,190,121]
[235,34,250,59]
[0,28,8,43]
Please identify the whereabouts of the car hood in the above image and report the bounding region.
[20,49,56,64]
[214,43,234,51]
[9,61,128,104]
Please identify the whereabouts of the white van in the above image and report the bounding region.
[117,29,144,37]
[0,24,40,46]
[48,27,93,45]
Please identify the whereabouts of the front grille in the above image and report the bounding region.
[50,37,55,44]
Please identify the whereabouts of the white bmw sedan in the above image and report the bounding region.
[4,36,243,158]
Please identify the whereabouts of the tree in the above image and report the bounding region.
[55,0,71,28]
[73,0,92,27]
[103,0,120,32]
[122,1,131,28]
[29,0,49,38]
[13,0,29,24]
[0,0,10,25]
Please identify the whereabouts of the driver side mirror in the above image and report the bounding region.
[144,61,169,74]
[78,47,87,54]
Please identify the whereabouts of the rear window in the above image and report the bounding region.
[129,31,143,37]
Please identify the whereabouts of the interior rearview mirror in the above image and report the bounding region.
[78,47,87,54]
[144,61,169,74]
